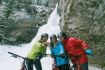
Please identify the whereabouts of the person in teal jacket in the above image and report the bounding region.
[50,34,70,70]
[25,33,48,70]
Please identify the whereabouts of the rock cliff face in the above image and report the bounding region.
[60,0,105,68]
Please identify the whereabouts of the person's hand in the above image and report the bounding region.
[43,42,50,46]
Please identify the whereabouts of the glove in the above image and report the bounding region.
[85,49,93,55]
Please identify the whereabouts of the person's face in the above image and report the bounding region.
[42,36,48,42]
[51,37,57,44]
[58,36,64,41]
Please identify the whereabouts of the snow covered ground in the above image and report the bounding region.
[0,44,54,70]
